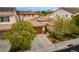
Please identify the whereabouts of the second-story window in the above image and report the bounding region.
[0,16,10,22]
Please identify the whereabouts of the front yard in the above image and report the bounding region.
[46,15,79,44]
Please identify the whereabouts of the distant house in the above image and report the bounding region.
[53,7,79,18]
[16,11,39,21]
[40,13,53,18]
[0,7,16,31]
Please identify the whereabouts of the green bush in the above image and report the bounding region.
[71,15,79,35]
[48,16,79,41]
[72,14,79,27]
[48,30,62,41]
[4,21,36,52]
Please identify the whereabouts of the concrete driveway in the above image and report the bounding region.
[30,34,55,52]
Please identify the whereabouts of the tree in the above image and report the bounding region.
[4,21,36,52]
[47,16,76,40]
[72,14,79,27]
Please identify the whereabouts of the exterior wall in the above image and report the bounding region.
[53,9,73,19]
[74,12,79,16]
[0,9,16,31]
[9,15,16,23]
[0,24,12,31]
[18,14,39,21]
[34,26,43,34]
[34,26,46,34]
[0,15,16,31]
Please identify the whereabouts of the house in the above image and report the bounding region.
[30,17,51,34]
[29,19,45,34]
[53,7,79,19]
[40,13,53,18]
[0,7,16,31]
[16,11,52,34]
[0,8,52,34]
[16,11,39,21]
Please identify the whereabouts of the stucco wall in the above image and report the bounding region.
[74,12,79,16]
[0,15,16,31]
[18,14,39,21]
[53,9,73,18]
[0,24,12,31]
[10,15,16,23]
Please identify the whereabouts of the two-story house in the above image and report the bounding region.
[0,7,16,31]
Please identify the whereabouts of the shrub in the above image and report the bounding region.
[71,15,79,35]
[72,14,79,27]
[48,16,78,41]
[4,21,36,52]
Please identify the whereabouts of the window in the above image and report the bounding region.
[0,16,10,22]
[66,15,68,17]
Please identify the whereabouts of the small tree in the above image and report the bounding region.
[70,15,79,34]
[72,14,79,27]
[4,21,36,52]
[47,16,76,40]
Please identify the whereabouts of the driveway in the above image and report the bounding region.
[30,34,55,52]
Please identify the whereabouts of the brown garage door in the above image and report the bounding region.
[34,27,43,34]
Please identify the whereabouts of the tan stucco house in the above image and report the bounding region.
[0,7,16,31]
[53,7,79,19]
[29,17,51,34]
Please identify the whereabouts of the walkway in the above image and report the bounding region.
[30,34,55,52]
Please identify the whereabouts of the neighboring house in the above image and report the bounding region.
[29,19,45,34]
[16,11,39,21]
[40,13,53,18]
[53,7,79,19]
[0,7,16,31]
[30,17,51,34]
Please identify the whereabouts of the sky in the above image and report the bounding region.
[16,7,58,11]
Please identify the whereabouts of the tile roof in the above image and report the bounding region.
[29,17,51,27]
[29,20,45,27]
[16,11,38,15]
[37,17,51,22]
[59,7,79,14]
[0,7,15,12]
[0,7,15,16]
